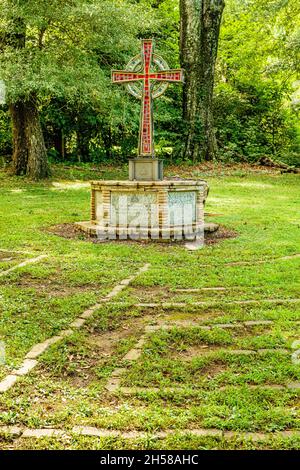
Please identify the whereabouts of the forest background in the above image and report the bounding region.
[0,0,299,176]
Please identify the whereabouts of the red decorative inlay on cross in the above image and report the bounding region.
[112,39,184,157]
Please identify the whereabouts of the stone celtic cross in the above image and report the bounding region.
[112,39,183,180]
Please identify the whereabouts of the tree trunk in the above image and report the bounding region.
[10,101,28,175]
[8,17,49,179]
[102,125,113,160]
[10,97,49,179]
[180,0,202,162]
[8,17,28,175]
[77,120,90,163]
[25,96,49,179]
[54,128,65,160]
[180,0,225,161]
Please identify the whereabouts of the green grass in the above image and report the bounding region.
[0,163,299,449]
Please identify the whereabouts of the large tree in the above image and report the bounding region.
[0,0,152,178]
[180,0,225,162]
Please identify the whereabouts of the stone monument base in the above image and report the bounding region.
[129,158,163,181]
[76,180,209,241]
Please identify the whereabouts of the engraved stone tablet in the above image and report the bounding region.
[168,191,196,226]
[111,192,158,228]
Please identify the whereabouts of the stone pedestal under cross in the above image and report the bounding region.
[112,39,184,181]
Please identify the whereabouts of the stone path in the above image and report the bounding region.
[1,251,300,448]
[128,298,300,308]
[104,316,300,395]
[0,263,150,394]
[0,254,47,277]
[1,425,300,443]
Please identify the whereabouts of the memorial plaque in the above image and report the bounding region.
[111,192,158,227]
[168,191,196,226]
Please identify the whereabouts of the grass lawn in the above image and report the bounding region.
[0,163,299,450]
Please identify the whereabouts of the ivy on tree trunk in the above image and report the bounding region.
[180,0,225,162]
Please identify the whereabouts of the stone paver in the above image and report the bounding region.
[224,431,267,442]
[7,425,300,442]
[144,325,161,332]
[13,359,38,376]
[0,255,47,277]
[79,307,98,319]
[135,337,146,348]
[0,426,23,436]
[22,429,69,438]
[111,368,127,377]
[277,430,300,438]
[105,285,126,299]
[72,426,119,437]
[119,382,293,396]
[0,375,18,392]
[119,386,158,395]
[188,428,222,437]
[258,348,289,354]
[287,382,300,390]
[26,336,61,359]
[105,377,122,392]
[131,299,300,308]
[60,329,74,337]
[214,323,244,329]
[123,349,142,361]
[176,287,228,292]
[69,318,86,328]
[120,277,135,286]
[227,349,256,355]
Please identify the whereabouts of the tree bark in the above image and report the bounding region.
[180,0,225,161]
[180,0,202,162]
[8,16,49,179]
[10,101,28,175]
[77,118,91,163]
[8,17,28,175]
[25,96,49,179]
[53,128,65,160]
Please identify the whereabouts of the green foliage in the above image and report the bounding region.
[0,0,299,164]
[216,0,300,163]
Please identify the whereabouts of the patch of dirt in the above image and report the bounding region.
[205,226,238,245]
[130,286,177,303]
[46,223,90,240]
[88,316,147,356]
[47,315,150,389]
[200,361,227,379]
[14,272,99,297]
[0,251,19,262]
[46,223,237,247]
[171,344,221,361]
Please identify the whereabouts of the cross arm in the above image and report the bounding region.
[112,71,144,84]
[149,69,184,83]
